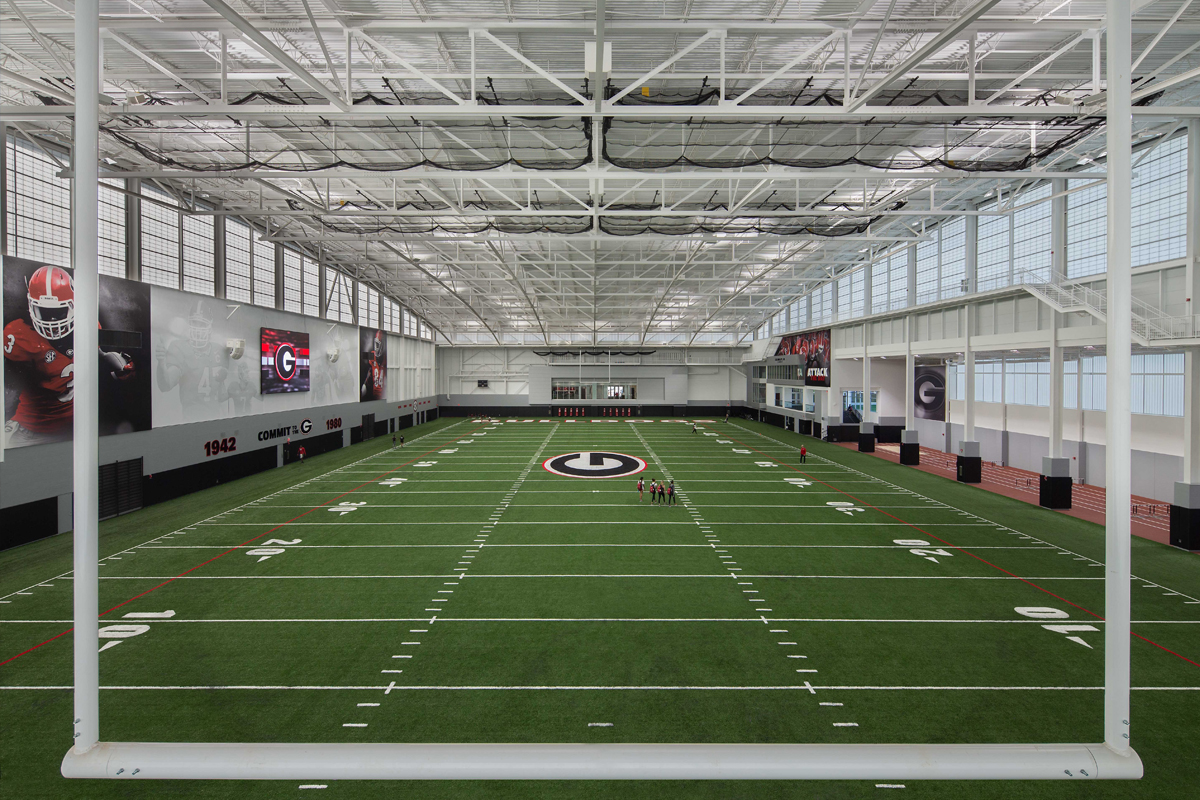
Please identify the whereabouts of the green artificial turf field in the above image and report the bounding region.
[2,416,1198,799]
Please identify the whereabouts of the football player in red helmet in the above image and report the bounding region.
[4,265,134,447]
[361,330,385,400]
[155,298,229,417]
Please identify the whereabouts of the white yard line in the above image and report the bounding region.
[134,544,1055,551]
[77,574,1107,580]
[0,421,465,610]
[350,423,562,729]
[9,684,1196,691]
[730,422,1200,607]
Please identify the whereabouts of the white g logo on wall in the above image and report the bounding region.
[543,452,647,479]
[275,343,298,381]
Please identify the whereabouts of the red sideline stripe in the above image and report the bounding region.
[709,424,1200,670]
[0,423,483,668]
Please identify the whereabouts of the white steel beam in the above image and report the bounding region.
[982,33,1088,105]
[0,103,1115,119]
[475,29,589,105]
[106,31,212,103]
[353,30,467,105]
[197,0,350,111]
[847,0,1003,111]
[607,30,721,105]
[726,32,841,106]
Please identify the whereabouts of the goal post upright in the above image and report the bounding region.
[70,0,101,757]
[62,0,1145,784]
[1103,0,1135,759]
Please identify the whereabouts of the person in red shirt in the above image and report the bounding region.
[800,445,807,463]
[637,477,644,502]
[298,445,306,463]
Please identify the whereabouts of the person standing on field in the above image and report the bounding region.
[392,433,397,448]
[298,445,306,464]
[668,480,677,505]
[399,434,404,448]
[800,445,807,463]
[637,477,645,502]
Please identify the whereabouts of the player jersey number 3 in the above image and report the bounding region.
[57,363,74,402]
[4,333,74,402]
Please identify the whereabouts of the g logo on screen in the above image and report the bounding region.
[274,344,298,381]
[543,452,647,479]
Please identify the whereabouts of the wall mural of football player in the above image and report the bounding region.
[154,297,237,425]
[152,289,355,426]
[2,256,151,448]
[359,328,386,401]
[313,324,354,406]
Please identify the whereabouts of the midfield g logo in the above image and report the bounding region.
[543,451,647,479]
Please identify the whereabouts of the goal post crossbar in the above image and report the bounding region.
[61,742,1143,781]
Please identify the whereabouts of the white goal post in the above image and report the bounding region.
[60,0,1144,782]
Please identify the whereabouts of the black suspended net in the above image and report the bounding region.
[88,85,1123,175]
[311,211,886,237]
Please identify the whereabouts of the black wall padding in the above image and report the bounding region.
[143,446,278,507]
[1,496,58,551]
[99,458,143,521]
[283,430,343,464]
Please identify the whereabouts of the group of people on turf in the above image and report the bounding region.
[637,477,677,505]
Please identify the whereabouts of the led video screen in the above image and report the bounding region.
[260,328,311,394]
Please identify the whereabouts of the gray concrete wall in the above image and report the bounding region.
[528,364,690,405]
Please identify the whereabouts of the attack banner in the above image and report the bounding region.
[775,329,831,387]
[914,365,946,421]
[359,328,386,401]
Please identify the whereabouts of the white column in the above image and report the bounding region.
[907,243,917,306]
[1049,319,1064,459]
[905,317,916,431]
[862,331,871,425]
[1185,122,1200,485]
[964,309,976,442]
[965,214,979,294]
[1052,178,1068,283]
[1104,0,1133,756]
[72,0,101,754]
[863,261,873,315]
[1183,350,1200,484]
[1186,120,1199,319]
